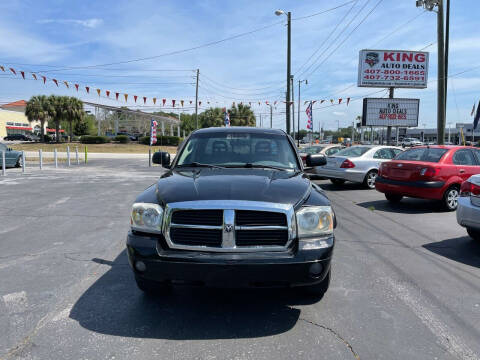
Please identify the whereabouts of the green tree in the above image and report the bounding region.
[47,95,69,143]
[25,95,50,142]
[74,114,97,136]
[65,97,84,140]
[228,104,256,127]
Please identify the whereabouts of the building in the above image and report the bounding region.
[0,100,51,139]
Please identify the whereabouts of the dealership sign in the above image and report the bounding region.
[358,50,429,88]
[361,98,420,127]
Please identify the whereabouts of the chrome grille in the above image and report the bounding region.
[164,200,294,252]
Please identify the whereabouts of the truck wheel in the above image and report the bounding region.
[385,193,403,203]
[135,276,170,295]
[330,179,345,186]
[467,228,480,242]
[304,270,330,298]
[443,186,459,211]
[363,170,378,189]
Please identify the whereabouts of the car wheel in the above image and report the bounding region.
[135,276,171,295]
[364,170,378,189]
[303,270,330,298]
[385,193,403,203]
[466,228,480,241]
[15,156,22,168]
[330,179,345,186]
[443,186,460,211]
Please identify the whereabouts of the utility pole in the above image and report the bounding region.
[297,79,307,147]
[286,11,292,135]
[386,87,394,145]
[195,68,199,129]
[269,105,273,128]
[291,76,295,142]
[437,0,446,144]
[445,0,450,107]
[352,121,355,144]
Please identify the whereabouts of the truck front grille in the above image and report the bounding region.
[165,201,294,252]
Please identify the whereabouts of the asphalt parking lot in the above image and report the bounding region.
[1,160,479,360]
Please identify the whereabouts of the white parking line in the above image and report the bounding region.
[385,278,479,360]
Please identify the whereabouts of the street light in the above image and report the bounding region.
[297,79,308,147]
[275,9,292,135]
[416,0,446,145]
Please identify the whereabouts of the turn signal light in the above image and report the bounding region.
[340,159,355,168]
[460,181,480,197]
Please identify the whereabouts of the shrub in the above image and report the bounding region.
[114,135,130,143]
[80,135,111,144]
[43,134,53,142]
[139,135,183,146]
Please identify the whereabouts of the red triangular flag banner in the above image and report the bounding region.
[172,99,176,107]
[338,98,342,104]
[347,98,351,106]
[53,79,59,86]
[312,100,317,105]
[20,71,25,79]
[42,76,46,84]
[266,101,269,105]
[106,90,110,97]
[124,94,128,102]
[134,95,138,103]
[96,89,101,96]
[9,68,16,75]
[32,73,37,80]
[199,101,202,106]
[64,81,69,88]
[115,92,119,100]
[75,84,79,91]
[320,100,325,104]
[153,97,156,105]
[143,96,147,104]
[162,98,166,106]
[0,66,4,72]
[85,86,90,93]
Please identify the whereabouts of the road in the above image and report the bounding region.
[0,160,479,360]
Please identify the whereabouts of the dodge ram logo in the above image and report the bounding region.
[224,224,233,233]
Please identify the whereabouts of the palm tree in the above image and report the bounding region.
[65,97,84,140]
[229,104,256,127]
[25,95,49,142]
[47,95,68,143]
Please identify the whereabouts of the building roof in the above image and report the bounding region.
[1,100,27,113]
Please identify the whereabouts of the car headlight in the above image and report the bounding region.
[131,203,164,234]
[296,206,334,249]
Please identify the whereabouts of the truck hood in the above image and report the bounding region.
[156,168,312,207]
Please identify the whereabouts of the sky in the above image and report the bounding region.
[0,0,478,131]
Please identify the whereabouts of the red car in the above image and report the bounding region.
[375,146,480,210]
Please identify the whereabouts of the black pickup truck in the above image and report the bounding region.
[127,127,336,298]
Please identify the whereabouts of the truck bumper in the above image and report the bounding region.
[127,232,333,288]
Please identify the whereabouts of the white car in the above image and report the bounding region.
[456,174,480,241]
[401,138,423,147]
[314,145,403,189]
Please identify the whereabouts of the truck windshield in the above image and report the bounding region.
[176,132,300,170]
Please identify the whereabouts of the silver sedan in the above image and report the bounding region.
[314,145,403,189]
[456,174,480,241]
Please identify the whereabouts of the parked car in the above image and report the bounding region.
[457,174,480,241]
[127,127,335,298]
[299,144,344,165]
[401,138,423,147]
[315,145,403,189]
[376,146,480,210]
[3,134,33,142]
[0,143,22,168]
[117,132,138,141]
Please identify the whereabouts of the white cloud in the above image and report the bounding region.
[38,18,103,29]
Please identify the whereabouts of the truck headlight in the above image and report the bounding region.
[296,206,334,249]
[131,203,164,234]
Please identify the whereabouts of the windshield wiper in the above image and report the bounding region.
[240,163,290,171]
[176,162,225,169]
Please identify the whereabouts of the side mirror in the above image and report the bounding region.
[306,154,326,167]
[152,151,171,167]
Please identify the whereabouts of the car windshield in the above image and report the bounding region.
[303,146,324,154]
[334,146,371,157]
[176,131,299,170]
[395,147,448,162]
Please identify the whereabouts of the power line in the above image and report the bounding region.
[200,73,284,92]
[292,0,357,20]
[371,10,426,47]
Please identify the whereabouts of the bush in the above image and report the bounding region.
[114,135,130,143]
[139,135,183,146]
[43,134,53,142]
[80,135,111,144]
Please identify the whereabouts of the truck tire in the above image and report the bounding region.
[303,270,330,298]
[135,276,170,295]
